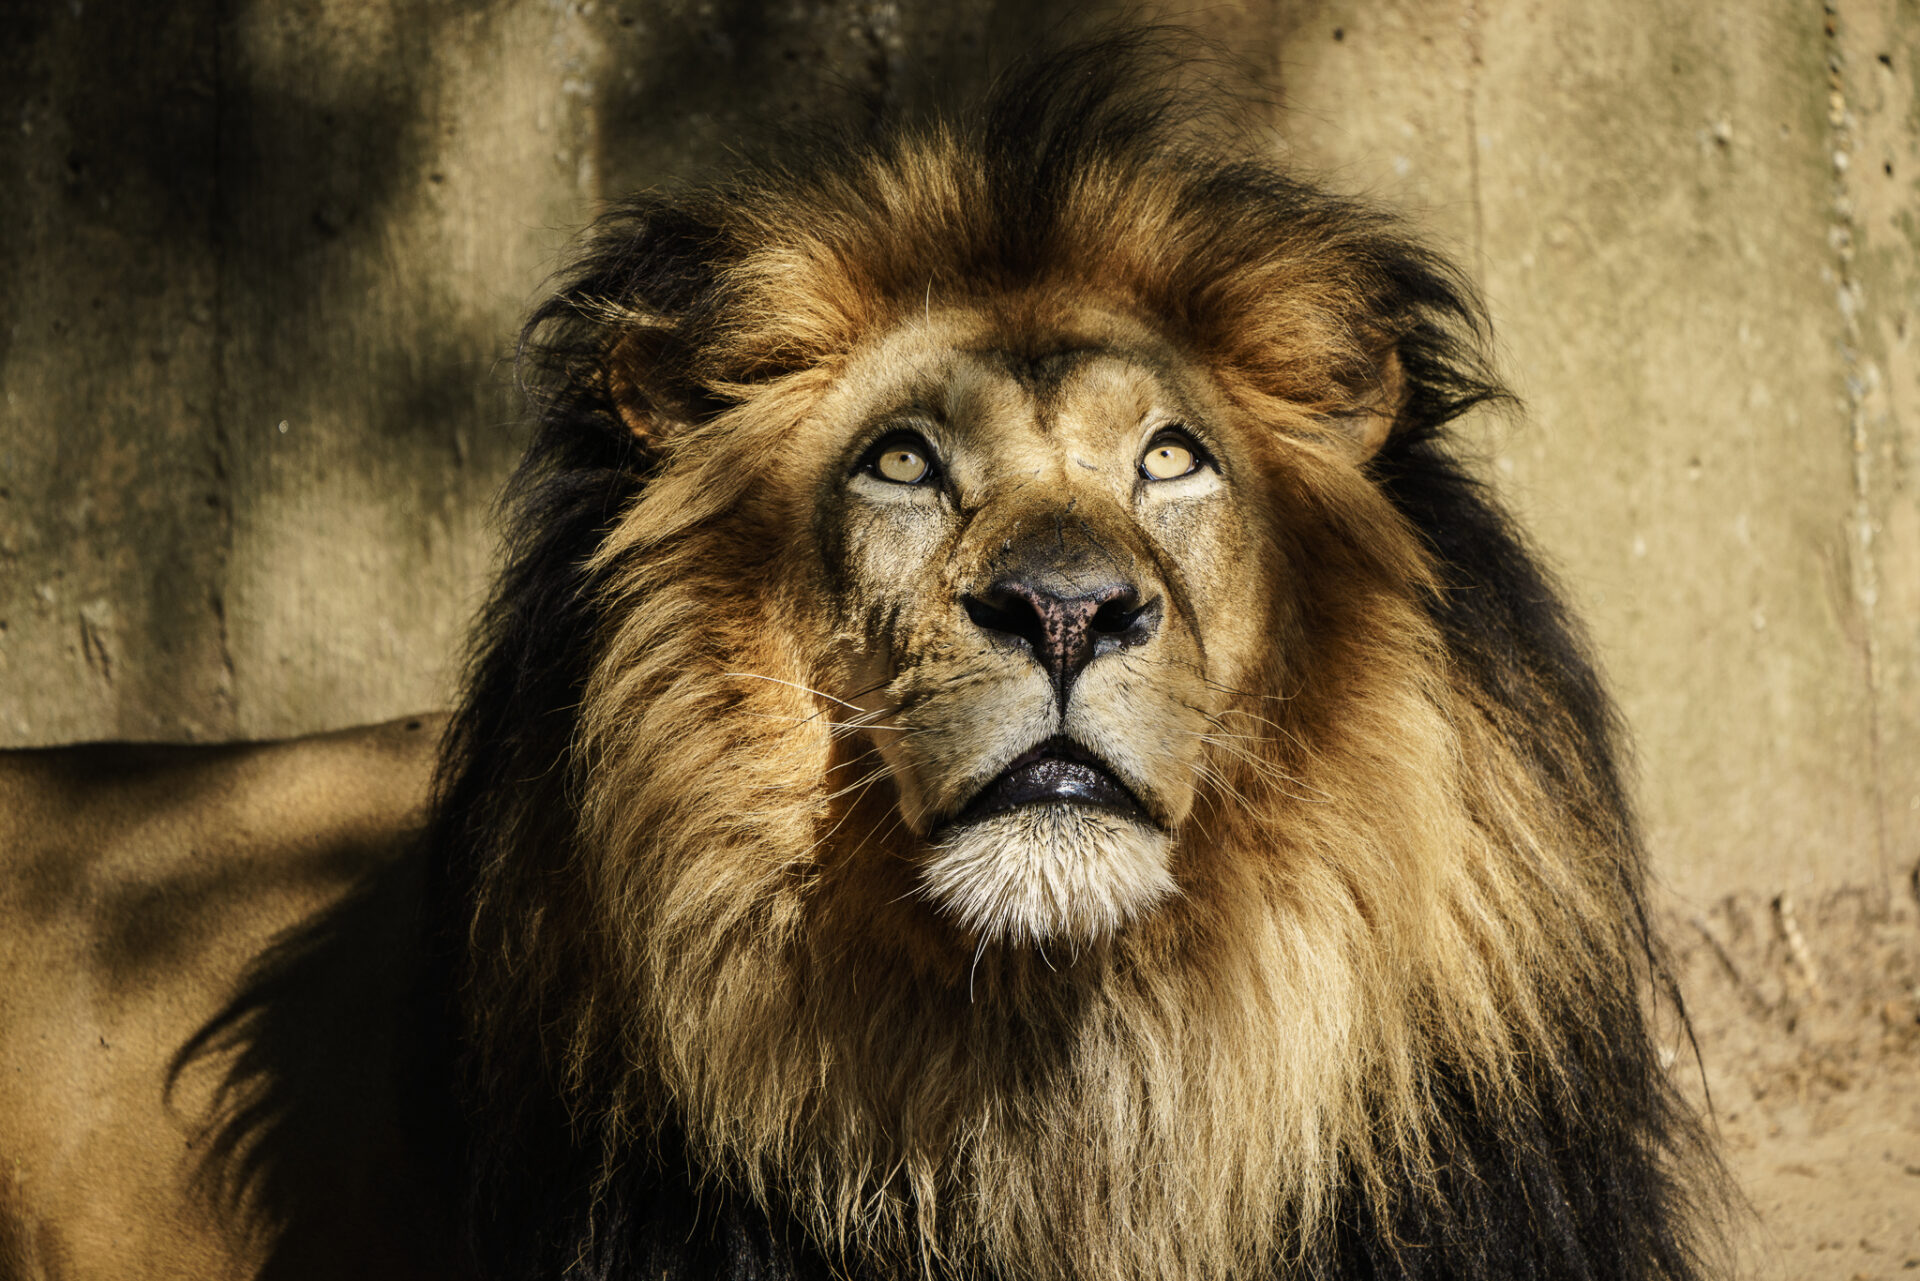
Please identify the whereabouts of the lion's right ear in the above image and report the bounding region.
[1326,346,1408,463]
[605,326,693,448]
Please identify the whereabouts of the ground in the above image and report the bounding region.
[1665,877,1920,1280]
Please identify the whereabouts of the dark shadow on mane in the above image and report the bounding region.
[167,846,469,1280]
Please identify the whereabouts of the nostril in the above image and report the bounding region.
[1089,594,1143,636]
[963,592,1038,641]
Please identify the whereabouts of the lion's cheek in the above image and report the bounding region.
[1137,495,1273,696]
[828,497,952,622]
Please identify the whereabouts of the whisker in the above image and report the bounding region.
[824,765,893,804]
[1191,702,1280,731]
[1190,732,1332,804]
[825,743,890,775]
[799,771,899,861]
[1197,703,1314,755]
[723,671,871,714]
[1188,727,1267,743]
[731,710,920,735]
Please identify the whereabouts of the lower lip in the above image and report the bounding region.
[955,754,1146,824]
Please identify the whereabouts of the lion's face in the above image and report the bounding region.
[807,302,1274,946]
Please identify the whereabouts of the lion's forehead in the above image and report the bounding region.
[819,301,1217,436]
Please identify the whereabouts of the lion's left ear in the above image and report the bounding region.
[606,325,695,449]
[1327,347,1408,462]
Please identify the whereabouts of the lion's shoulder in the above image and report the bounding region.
[0,715,453,1281]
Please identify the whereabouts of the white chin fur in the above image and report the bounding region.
[919,804,1177,946]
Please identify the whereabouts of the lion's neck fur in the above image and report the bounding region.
[543,479,1626,1281]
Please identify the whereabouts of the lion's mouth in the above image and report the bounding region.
[951,735,1147,826]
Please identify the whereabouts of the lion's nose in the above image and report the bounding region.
[963,578,1159,705]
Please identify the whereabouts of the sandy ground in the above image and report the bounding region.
[1663,876,1920,1280]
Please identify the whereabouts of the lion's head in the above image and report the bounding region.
[433,36,1716,1281]
[595,294,1416,953]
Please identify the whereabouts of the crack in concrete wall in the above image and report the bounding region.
[207,0,238,731]
[1825,0,1894,898]
[1462,0,1488,274]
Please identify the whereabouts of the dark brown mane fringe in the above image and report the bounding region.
[425,30,1723,1281]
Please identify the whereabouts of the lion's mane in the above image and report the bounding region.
[428,36,1718,1281]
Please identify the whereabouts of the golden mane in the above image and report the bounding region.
[434,35,1717,1281]
[566,481,1616,1280]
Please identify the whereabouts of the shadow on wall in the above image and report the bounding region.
[2,0,1163,743]
[585,0,1107,195]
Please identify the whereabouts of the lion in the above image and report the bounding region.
[434,36,1724,1281]
[0,34,1721,1281]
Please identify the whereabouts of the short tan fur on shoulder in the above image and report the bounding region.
[0,717,449,1280]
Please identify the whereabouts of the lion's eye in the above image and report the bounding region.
[1140,432,1201,481]
[877,447,930,484]
[863,433,939,486]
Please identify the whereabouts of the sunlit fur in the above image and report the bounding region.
[922,805,1177,946]
[433,34,1720,1281]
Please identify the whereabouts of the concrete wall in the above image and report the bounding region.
[4,0,1917,910]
